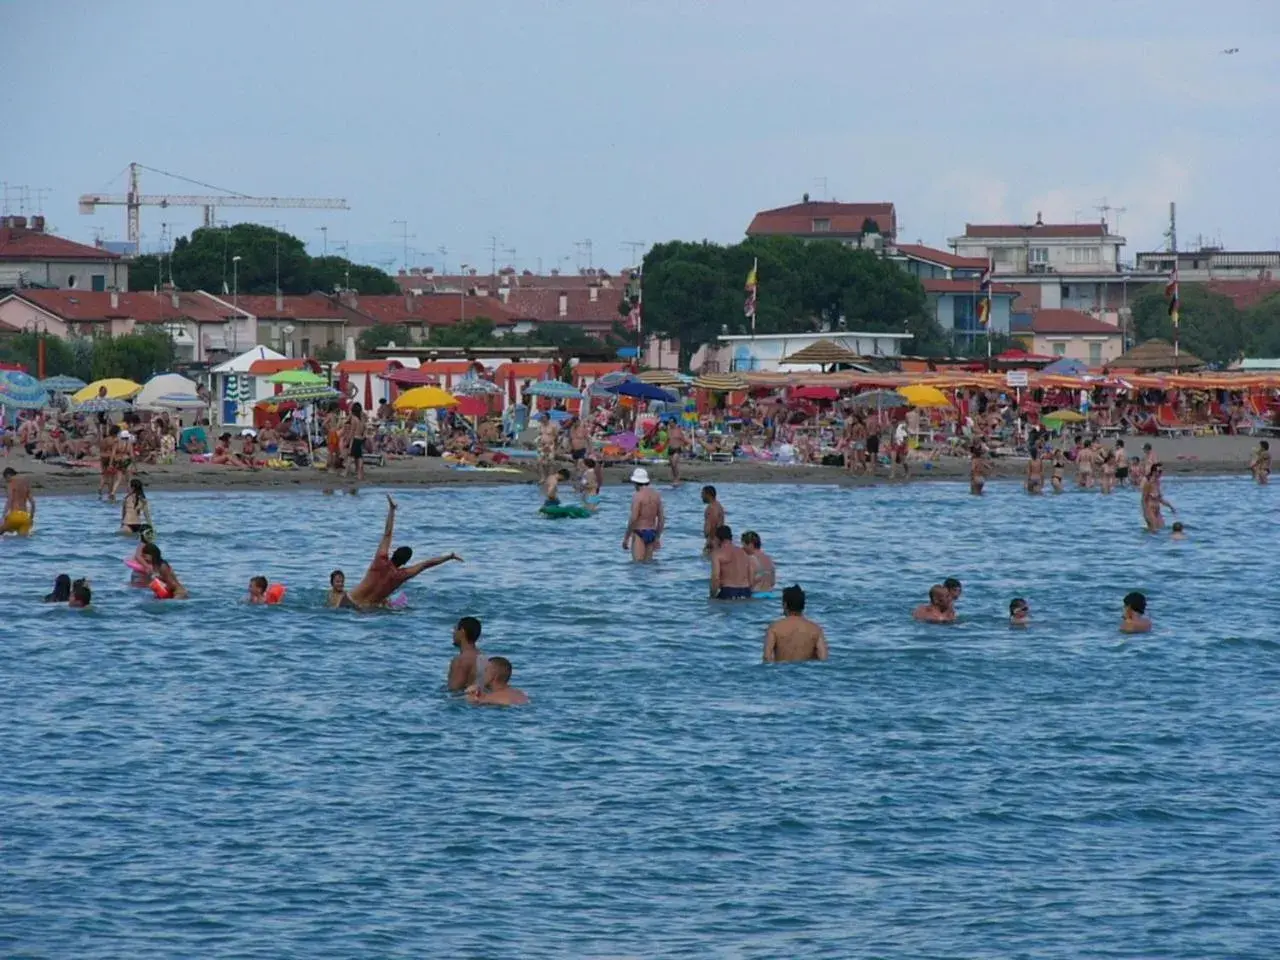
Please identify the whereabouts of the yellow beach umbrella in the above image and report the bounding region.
[72,378,143,403]
[393,386,460,411]
[897,384,952,408]
[1042,409,1087,424]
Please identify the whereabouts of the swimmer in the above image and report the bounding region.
[709,524,752,600]
[69,581,91,609]
[741,530,776,593]
[667,420,686,484]
[448,615,484,692]
[912,585,955,623]
[1251,440,1271,484]
[1141,463,1175,533]
[467,656,529,706]
[542,467,570,507]
[129,528,156,587]
[944,577,963,609]
[577,457,600,508]
[1121,591,1151,634]
[325,569,354,609]
[2,466,35,535]
[142,543,188,599]
[763,585,828,662]
[44,574,72,603]
[1026,449,1044,494]
[119,478,153,536]
[1171,521,1187,541]
[969,445,990,495]
[1050,446,1065,494]
[701,485,725,555]
[247,576,269,604]
[623,468,664,562]
[1009,597,1030,627]
[348,495,463,609]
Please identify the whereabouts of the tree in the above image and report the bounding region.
[89,330,175,382]
[1245,294,1280,358]
[1130,285,1243,367]
[0,332,83,380]
[357,324,411,356]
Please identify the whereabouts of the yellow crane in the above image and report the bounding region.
[79,162,348,248]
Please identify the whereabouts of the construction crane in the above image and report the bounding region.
[78,162,348,248]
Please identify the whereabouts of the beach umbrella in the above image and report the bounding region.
[607,379,678,403]
[525,380,583,400]
[393,386,459,411]
[0,370,50,409]
[274,384,342,403]
[779,339,863,367]
[692,372,748,392]
[636,370,683,388]
[267,369,326,386]
[73,378,142,403]
[39,375,87,394]
[150,393,208,410]
[897,384,952,408]
[1042,409,1087,425]
[851,389,908,410]
[74,396,132,414]
[454,378,501,396]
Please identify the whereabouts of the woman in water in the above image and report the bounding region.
[141,543,188,599]
[119,478,153,535]
[128,529,156,587]
[44,574,72,602]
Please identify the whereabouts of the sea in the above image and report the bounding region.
[2,478,1278,959]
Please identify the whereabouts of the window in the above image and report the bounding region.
[91,274,106,291]
[1089,342,1103,365]
[1068,247,1100,264]
[67,274,78,288]
[811,218,831,233]
[1053,342,1067,356]
[1029,247,1049,265]
[300,337,311,357]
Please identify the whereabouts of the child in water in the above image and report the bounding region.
[1009,597,1031,627]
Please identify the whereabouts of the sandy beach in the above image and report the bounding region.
[8,434,1264,496]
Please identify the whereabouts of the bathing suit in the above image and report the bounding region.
[636,529,658,545]
[350,438,364,460]
[125,523,151,534]
[571,448,586,461]
[866,435,880,455]
[1116,466,1129,480]
[716,586,752,600]
[543,497,561,508]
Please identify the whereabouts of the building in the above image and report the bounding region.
[348,293,519,343]
[396,266,627,295]
[227,293,368,359]
[948,214,1164,325]
[746,197,897,247]
[501,285,625,338]
[695,331,912,374]
[0,289,223,342]
[1017,309,1124,366]
[891,244,1020,343]
[0,216,128,291]
[1135,246,1280,282]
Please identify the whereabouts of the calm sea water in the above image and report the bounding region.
[2,477,1279,959]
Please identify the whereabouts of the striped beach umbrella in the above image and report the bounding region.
[39,375,87,394]
[74,396,132,414]
[151,393,208,410]
[525,380,583,399]
[454,378,502,396]
[274,384,342,403]
[636,370,683,388]
[692,372,748,392]
[0,370,50,409]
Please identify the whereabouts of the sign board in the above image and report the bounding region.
[1005,370,1029,388]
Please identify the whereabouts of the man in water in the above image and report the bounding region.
[349,495,464,609]
[448,616,484,692]
[741,530,776,593]
[543,467,570,507]
[1141,463,1175,533]
[248,576,269,604]
[1114,439,1129,486]
[1251,440,1271,484]
[667,420,686,484]
[1121,591,1151,633]
[969,444,990,495]
[568,416,589,466]
[2,467,35,536]
[536,414,558,481]
[701,485,725,555]
[763,584,828,662]
[709,524,752,600]
[69,581,92,609]
[913,585,955,623]
[623,468,664,562]
[1009,597,1030,627]
[326,569,353,608]
[1171,522,1187,541]
[468,656,529,706]
[1026,448,1044,494]
[944,577,963,611]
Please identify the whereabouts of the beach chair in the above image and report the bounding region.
[1155,405,1194,437]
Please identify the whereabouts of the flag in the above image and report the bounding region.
[977,259,992,326]
[1165,267,1180,328]
[744,259,758,323]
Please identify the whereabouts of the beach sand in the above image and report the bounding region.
[8,434,1263,496]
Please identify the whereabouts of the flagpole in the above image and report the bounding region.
[751,257,758,336]
[1172,264,1179,373]
[986,255,993,369]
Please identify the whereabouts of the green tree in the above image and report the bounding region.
[0,332,82,379]
[1244,294,1280,358]
[429,317,498,348]
[357,324,412,357]
[89,330,176,382]
[1130,285,1243,367]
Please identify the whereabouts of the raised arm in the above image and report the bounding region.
[376,495,397,558]
[403,552,463,578]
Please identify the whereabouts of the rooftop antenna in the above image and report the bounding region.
[34,187,51,214]
[503,245,517,270]
[1111,206,1127,237]
[436,245,449,275]
[813,177,828,201]
[574,239,594,270]
[487,234,499,277]
[621,240,645,266]
[333,241,351,288]
[1094,197,1112,229]
[391,220,415,272]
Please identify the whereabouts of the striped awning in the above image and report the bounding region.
[692,373,748,391]
[636,370,684,387]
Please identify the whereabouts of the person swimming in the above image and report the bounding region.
[348,495,463,610]
[1170,522,1186,541]
[142,543,188,599]
[1121,591,1151,634]
[709,524,752,600]
[912,585,955,623]
[763,585,828,662]
[326,569,354,608]
[248,576,269,604]
[1009,597,1030,626]
[623,468,664,562]
[741,531,776,593]
[467,656,529,706]
[448,615,484,692]
[44,574,72,603]
[69,581,92,609]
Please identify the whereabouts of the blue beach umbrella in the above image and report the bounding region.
[74,396,132,414]
[606,379,677,403]
[0,370,50,409]
[39,375,88,394]
[525,380,583,400]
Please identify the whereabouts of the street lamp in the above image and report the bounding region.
[232,255,243,353]
[459,263,471,324]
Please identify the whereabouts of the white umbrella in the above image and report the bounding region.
[151,393,207,410]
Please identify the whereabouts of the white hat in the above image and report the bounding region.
[241,428,257,437]
[119,430,133,440]
[630,467,650,485]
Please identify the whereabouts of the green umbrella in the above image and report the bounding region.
[267,369,326,386]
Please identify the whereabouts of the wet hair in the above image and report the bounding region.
[1172,522,1184,533]
[944,577,962,592]
[130,478,146,500]
[142,543,163,565]
[45,574,72,603]
[72,583,91,606]
[456,616,482,644]
[489,656,513,683]
[391,546,413,567]
[1010,597,1028,615]
[329,569,345,586]
[1262,441,1271,451]
[1124,591,1147,615]
[782,584,805,613]
[2,467,15,479]
[741,530,762,548]
[702,485,717,499]
[250,576,268,592]
[715,524,732,543]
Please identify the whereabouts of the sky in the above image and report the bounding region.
[3,0,1278,273]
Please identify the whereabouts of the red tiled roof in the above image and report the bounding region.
[1204,279,1280,310]
[0,227,120,262]
[964,222,1107,239]
[1030,309,1121,335]
[747,201,897,238]
[503,287,624,325]
[229,293,360,323]
[6,290,226,324]
[335,359,396,374]
[921,278,1020,295]
[573,362,627,378]
[396,271,627,293]
[895,244,989,270]
[352,294,518,328]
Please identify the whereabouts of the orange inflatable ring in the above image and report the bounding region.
[150,578,172,600]
[264,583,286,605]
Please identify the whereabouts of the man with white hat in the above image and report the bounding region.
[623,467,664,562]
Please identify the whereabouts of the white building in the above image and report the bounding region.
[697,331,911,373]
[1135,247,1280,282]
[0,215,129,291]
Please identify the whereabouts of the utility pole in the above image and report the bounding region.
[333,242,351,290]
[1168,202,1178,254]
[392,220,414,272]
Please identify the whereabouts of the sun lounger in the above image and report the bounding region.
[1155,406,1195,437]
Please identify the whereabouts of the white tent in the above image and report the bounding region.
[211,346,287,427]
[136,373,202,410]
[211,345,286,375]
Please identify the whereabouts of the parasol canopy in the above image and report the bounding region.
[0,370,50,409]
[525,380,583,399]
[897,384,952,408]
[635,370,684,387]
[73,378,142,403]
[607,380,678,403]
[39,375,87,394]
[1041,357,1089,377]
[273,384,342,404]
[851,388,908,409]
[1042,409,1087,424]
[150,393,208,410]
[453,378,502,396]
[74,396,132,414]
[136,373,202,409]
[1111,338,1204,372]
[393,386,460,411]
[267,369,327,386]
[692,372,748,392]
[780,339,863,366]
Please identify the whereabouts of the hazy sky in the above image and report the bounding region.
[3,0,1278,271]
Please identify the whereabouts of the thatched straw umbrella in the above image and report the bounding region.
[1111,338,1204,372]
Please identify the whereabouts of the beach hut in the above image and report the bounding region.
[1112,339,1204,372]
[210,346,287,427]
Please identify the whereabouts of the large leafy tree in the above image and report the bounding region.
[1244,294,1280,358]
[130,224,398,295]
[1130,285,1243,366]
[89,331,176,382]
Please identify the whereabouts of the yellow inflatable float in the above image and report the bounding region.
[1,510,33,536]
